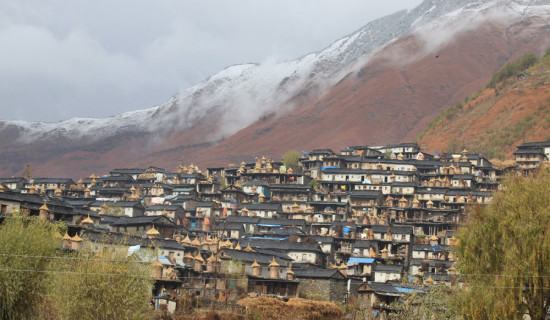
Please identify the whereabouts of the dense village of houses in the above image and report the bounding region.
[1,141,549,317]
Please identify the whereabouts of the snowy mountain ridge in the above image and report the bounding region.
[2,0,548,145]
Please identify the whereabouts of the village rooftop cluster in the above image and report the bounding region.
[1,141,549,316]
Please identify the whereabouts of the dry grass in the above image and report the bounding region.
[237,296,344,320]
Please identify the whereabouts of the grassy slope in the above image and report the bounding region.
[415,51,550,161]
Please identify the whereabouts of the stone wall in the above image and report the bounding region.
[297,278,347,302]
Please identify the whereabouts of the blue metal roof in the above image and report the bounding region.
[347,257,375,266]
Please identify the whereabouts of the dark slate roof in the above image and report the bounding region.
[90,201,143,208]
[308,236,334,244]
[99,215,121,225]
[31,178,75,184]
[145,205,182,211]
[412,244,450,252]
[382,143,419,149]
[0,192,74,215]
[82,230,184,251]
[361,282,401,295]
[416,187,449,195]
[218,222,245,231]
[195,201,217,207]
[360,158,419,165]
[323,168,417,176]
[410,259,454,268]
[109,168,146,175]
[110,216,176,227]
[237,203,282,211]
[374,264,403,273]
[264,227,307,237]
[339,155,364,162]
[353,240,376,249]
[391,182,419,187]
[513,149,545,154]
[293,268,345,279]
[147,166,169,173]
[309,149,335,155]
[259,218,306,227]
[349,190,382,198]
[270,184,312,191]
[221,249,290,266]
[62,199,96,207]
[102,176,135,182]
[225,216,262,224]
[251,248,292,260]
[370,225,413,235]
[517,141,550,148]
[239,239,322,253]
[0,177,26,183]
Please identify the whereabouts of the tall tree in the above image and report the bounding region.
[456,168,550,320]
[282,150,301,173]
[22,163,33,181]
[0,213,61,320]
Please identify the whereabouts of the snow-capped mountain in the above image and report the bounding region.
[2,0,535,143]
[1,0,550,177]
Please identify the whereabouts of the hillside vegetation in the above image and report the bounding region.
[415,48,550,160]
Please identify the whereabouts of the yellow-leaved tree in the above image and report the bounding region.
[457,168,550,319]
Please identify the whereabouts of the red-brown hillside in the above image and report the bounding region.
[416,51,550,160]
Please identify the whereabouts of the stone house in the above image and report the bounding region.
[346,257,375,277]
[89,200,145,217]
[0,177,26,192]
[23,178,75,196]
[109,215,178,238]
[356,282,401,319]
[145,204,185,221]
[373,263,403,283]
[237,203,281,218]
[293,268,347,302]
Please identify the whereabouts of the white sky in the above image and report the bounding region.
[0,0,422,122]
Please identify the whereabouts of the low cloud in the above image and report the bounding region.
[0,0,420,122]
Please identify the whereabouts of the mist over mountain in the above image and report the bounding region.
[1,0,550,177]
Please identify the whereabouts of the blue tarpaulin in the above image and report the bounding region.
[322,166,340,171]
[395,287,424,294]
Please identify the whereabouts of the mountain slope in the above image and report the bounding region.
[416,50,550,160]
[1,0,550,177]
